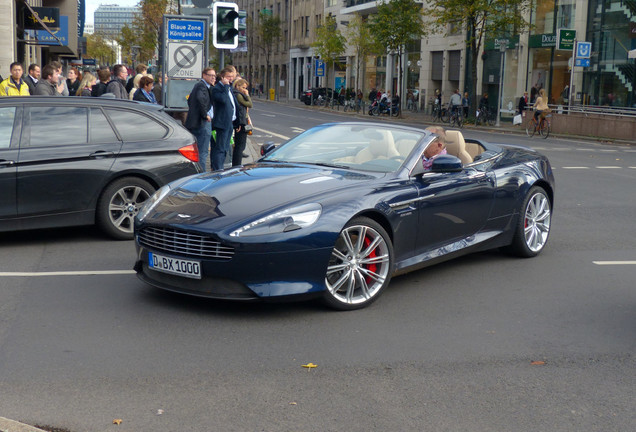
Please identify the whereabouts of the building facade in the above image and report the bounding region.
[230,0,635,111]
[94,4,138,40]
[1,0,80,75]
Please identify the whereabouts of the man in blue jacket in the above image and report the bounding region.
[210,66,238,171]
[185,67,216,171]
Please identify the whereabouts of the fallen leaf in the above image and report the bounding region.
[302,362,317,369]
[289,402,297,405]
[531,360,546,366]
[113,419,123,425]
[157,409,164,415]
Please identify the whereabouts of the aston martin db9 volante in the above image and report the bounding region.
[0,97,200,239]
[134,123,554,309]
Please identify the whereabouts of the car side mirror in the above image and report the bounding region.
[411,154,463,177]
[261,141,276,156]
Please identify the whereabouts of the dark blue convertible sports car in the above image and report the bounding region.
[133,122,554,310]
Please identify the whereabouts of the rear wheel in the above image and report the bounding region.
[503,186,551,257]
[540,118,551,138]
[97,177,155,240]
[526,119,537,137]
[324,217,393,310]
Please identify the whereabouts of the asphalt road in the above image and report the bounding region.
[0,100,634,432]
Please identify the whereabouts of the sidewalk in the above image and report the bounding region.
[252,95,635,147]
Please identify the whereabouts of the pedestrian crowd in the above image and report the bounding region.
[184,64,253,171]
[0,61,162,103]
[0,60,253,173]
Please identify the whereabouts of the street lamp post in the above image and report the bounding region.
[496,43,506,127]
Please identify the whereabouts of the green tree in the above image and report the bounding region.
[423,0,532,113]
[369,0,424,111]
[132,0,178,64]
[87,32,116,66]
[312,15,346,92]
[117,25,137,65]
[255,11,282,90]
[346,13,382,93]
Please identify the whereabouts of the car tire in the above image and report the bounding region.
[324,217,393,310]
[97,177,155,240]
[503,186,552,257]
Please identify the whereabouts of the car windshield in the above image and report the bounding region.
[262,124,426,173]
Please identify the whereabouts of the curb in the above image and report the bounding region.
[0,417,47,432]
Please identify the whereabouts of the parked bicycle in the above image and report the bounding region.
[526,112,552,138]
[448,106,463,128]
[475,107,495,126]
[430,104,449,123]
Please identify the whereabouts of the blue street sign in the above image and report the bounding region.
[167,19,205,41]
[575,58,590,67]
[315,60,325,77]
[576,41,592,59]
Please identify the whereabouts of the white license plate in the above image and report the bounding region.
[148,252,201,279]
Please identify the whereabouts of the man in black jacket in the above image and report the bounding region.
[210,66,238,171]
[106,65,128,99]
[185,67,216,171]
[24,64,40,95]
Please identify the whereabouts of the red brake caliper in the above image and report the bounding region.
[363,236,377,284]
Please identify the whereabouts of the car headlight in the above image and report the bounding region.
[230,203,322,237]
[136,184,172,222]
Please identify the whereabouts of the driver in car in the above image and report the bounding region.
[422,126,447,170]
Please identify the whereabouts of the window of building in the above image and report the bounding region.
[305,16,310,38]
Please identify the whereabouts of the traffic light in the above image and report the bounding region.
[238,10,247,45]
[213,2,239,49]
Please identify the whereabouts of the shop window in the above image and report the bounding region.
[431,51,443,81]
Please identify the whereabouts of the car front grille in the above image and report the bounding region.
[138,226,234,260]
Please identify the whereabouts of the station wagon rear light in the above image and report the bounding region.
[179,143,199,162]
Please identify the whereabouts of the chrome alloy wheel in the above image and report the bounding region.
[326,222,392,308]
[108,185,151,234]
[524,191,551,253]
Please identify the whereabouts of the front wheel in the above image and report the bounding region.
[96,177,155,240]
[440,108,449,123]
[526,119,537,137]
[324,217,393,310]
[503,186,552,257]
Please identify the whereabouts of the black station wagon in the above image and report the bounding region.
[0,96,200,239]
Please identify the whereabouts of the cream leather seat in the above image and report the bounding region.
[444,130,472,165]
[395,139,417,158]
[354,130,399,163]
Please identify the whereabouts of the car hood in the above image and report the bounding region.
[144,163,380,230]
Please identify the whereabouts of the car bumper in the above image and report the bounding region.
[134,243,333,300]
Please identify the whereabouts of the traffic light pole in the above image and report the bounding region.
[219,49,225,69]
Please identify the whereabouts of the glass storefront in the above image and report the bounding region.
[528,0,576,105]
[583,0,635,107]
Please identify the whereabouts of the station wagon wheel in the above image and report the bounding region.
[97,177,155,240]
[324,217,393,310]
[504,186,551,257]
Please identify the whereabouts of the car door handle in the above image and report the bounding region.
[0,160,15,167]
[89,151,115,159]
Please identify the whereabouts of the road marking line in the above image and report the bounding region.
[0,270,136,277]
[599,149,618,152]
[576,148,596,152]
[595,166,621,169]
[593,261,636,265]
[561,166,589,169]
[253,127,290,140]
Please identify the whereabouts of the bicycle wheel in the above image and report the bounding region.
[540,118,551,139]
[391,106,399,117]
[440,108,449,123]
[457,113,464,128]
[487,113,495,126]
[526,119,537,137]
[430,108,439,122]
